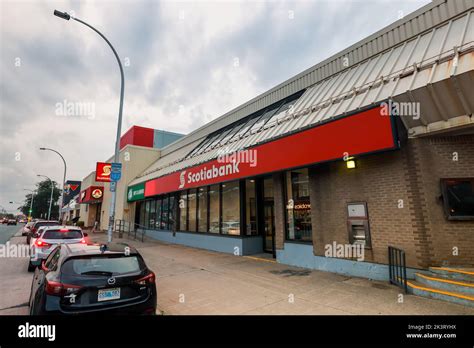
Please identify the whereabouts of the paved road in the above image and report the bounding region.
[0,224,22,244]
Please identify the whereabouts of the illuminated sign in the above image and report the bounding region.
[91,188,103,199]
[294,203,311,210]
[96,162,112,182]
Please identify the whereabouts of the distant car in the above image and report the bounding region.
[26,220,60,245]
[29,243,157,315]
[7,219,17,225]
[28,226,87,272]
[19,219,27,224]
[1,218,8,224]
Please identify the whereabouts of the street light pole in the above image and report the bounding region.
[40,147,67,222]
[37,175,54,221]
[54,10,124,243]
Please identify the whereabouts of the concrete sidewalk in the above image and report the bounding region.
[91,233,474,315]
[1,228,472,315]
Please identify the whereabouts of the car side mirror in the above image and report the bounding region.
[41,260,50,272]
[83,232,88,237]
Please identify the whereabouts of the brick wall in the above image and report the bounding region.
[413,135,474,267]
[273,134,474,269]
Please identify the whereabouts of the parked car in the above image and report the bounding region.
[28,226,87,272]
[7,219,17,225]
[22,222,34,236]
[26,220,59,244]
[29,243,157,315]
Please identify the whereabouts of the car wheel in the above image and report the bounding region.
[27,261,35,272]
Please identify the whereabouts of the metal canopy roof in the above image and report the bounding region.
[130,7,474,187]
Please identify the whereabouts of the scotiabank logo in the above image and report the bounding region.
[96,162,112,182]
[179,163,240,189]
[178,171,186,189]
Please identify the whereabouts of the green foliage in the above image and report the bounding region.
[19,179,61,220]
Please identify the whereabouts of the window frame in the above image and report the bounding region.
[284,168,313,243]
[440,178,474,221]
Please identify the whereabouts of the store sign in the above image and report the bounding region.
[96,162,112,182]
[144,105,398,197]
[91,188,103,199]
[127,183,145,202]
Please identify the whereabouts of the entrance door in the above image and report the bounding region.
[262,177,275,257]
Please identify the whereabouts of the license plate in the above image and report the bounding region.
[98,288,121,302]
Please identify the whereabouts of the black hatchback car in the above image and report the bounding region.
[29,243,157,315]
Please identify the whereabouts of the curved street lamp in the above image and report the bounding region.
[54,10,124,242]
[40,147,67,221]
[37,174,54,221]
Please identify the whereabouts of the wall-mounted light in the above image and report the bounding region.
[346,158,356,169]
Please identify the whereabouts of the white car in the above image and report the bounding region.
[28,226,87,272]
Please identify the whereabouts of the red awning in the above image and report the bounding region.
[145,105,398,197]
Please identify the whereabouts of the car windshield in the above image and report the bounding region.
[42,230,82,239]
[62,256,143,276]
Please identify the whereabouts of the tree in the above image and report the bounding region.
[19,179,61,220]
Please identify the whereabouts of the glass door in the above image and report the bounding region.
[262,177,275,256]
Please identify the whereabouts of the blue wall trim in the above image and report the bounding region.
[144,229,262,255]
[276,242,419,281]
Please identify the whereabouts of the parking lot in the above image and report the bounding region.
[1,224,473,315]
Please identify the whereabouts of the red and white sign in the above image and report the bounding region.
[145,105,397,197]
[91,188,103,199]
[96,162,112,182]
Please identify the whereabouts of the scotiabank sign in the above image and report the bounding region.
[96,162,112,182]
[145,105,398,197]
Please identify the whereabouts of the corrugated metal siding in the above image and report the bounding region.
[158,0,473,158]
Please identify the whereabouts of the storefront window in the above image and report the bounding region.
[144,200,150,229]
[246,179,257,235]
[188,189,197,232]
[209,185,220,233]
[162,195,169,230]
[221,181,240,235]
[197,187,208,232]
[179,191,187,231]
[169,194,176,231]
[149,199,156,229]
[286,168,312,241]
[154,198,162,230]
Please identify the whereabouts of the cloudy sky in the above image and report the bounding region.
[0,0,430,213]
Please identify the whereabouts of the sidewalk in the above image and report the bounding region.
[91,233,474,315]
